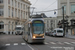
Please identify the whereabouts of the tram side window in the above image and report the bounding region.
[25,24,28,33]
[28,24,30,33]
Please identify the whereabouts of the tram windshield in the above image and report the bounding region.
[32,23,44,34]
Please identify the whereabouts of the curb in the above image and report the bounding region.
[65,36,75,40]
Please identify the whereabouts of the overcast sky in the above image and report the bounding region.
[29,0,57,17]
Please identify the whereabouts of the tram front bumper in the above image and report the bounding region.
[31,38,45,43]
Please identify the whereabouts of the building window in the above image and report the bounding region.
[8,21,10,30]
[15,1,17,7]
[0,0,3,3]
[18,2,19,8]
[15,22,17,25]
[18,10,20,18]
[12,9,13,17]
[47,20,49,27]
[12,22,14,31]
[12,0,13,6]
[71,5,75,13]
[26,5,27,9]
[15,9,17,17]
[23,12,24,19]
[21,3,22,9]
[23,5,25,10]
[26,12,27,15]
[0,21,4,29]
[62,5,66,14]
[21,11,22,19]
[8,8,10,17]
[0,8,3,16]
[8,0,10,4]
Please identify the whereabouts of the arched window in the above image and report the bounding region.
[12,22,14,31]
[0,21,4,29]
[8,21,10,30]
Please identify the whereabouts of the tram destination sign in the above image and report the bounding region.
[34,21,42,23]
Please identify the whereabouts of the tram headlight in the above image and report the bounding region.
[42,36,44,38]
[33,36,36,38]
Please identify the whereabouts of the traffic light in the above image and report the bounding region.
[54,11,56,15]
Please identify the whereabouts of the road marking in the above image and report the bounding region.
[5,44,10,46]
[50,42,56,44]
[28,45,34,50]
[14,43,18,46]
[44,42,48,44]
[64,42,71,44]
[21,43,26,45]
[71,42,75,44]
[57,42,63,45]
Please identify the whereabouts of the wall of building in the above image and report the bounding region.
[0,0,31,34]
[57,0,75,35]
[44,17,57,32]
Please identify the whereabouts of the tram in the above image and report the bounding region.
[23,17,45,43]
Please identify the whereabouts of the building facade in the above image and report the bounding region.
[44,17,57,32]
[57,0,75,35]
[0,0,31,34]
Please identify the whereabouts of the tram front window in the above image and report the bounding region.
[33,23,44,34]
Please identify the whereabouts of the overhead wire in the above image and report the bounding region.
[43,0,57,10]
[34,8,62,13]
[32,0,38,7]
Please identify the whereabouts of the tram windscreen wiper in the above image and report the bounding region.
[39,30,43,34]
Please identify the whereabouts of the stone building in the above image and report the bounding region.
[44,17,57,32]
[0,0,31,34]
[57,0,75,35]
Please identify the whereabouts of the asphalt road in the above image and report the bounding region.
[0,35,75,50]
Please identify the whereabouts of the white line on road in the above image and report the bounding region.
[21,43,26,45]
[44,42,48,44]
[5,44,10,46]
[14,43,18,46]
[64,42,71,44]
[57,42,63,44]
[28,45,34,50]
[71,42,75,44]
[50,42,56,44]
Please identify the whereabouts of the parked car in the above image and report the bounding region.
[49,31,54,36]
[45,31,51,36]
[52,28,64,37]
[45,31,49,35]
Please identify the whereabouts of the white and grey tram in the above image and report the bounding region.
[23,17,45,43]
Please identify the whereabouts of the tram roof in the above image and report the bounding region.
[30,15,43,18]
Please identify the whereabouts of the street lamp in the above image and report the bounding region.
[65,15,69,36]
[51,20,53,31]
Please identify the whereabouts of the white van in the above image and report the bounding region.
[15,25,24,35]
[52,28,64,37]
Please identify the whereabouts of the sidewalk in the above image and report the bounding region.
[65,35,75,40]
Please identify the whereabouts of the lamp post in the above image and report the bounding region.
[62,6,65,36]
[65,15,69,36]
